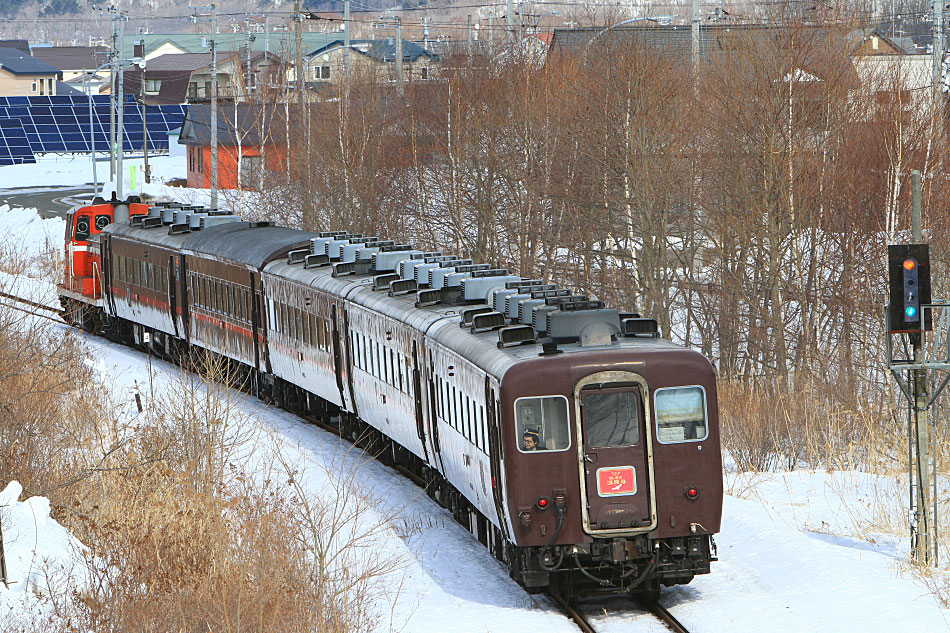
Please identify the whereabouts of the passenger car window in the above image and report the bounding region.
[654,386,708,443]
[583,390,640,447]
[515,396,570,453]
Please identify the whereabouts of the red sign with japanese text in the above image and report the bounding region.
[596,466,637,497]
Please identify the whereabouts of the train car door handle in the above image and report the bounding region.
[584,453,595,463]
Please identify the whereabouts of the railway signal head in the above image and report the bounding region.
[888,244,931,333]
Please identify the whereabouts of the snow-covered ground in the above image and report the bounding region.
[1,156,949,631]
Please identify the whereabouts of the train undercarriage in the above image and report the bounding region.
[64,306,715,600]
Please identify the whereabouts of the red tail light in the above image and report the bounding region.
[536,497,549,509]
[685,487,699,500]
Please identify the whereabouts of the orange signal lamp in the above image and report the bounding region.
[904,259,917,271]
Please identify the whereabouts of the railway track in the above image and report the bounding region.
[0,288,65,321]
[549,592,692,633]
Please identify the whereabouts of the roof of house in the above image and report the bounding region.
[306,38,438,62]
[120,32,340,59]
[0,40,30,55]
[550,23,862,62]
[55,81,83,95]
[0,48,62,76]
[179,103,289,146]
[31,46,110,71]
[865,29,923,54]
[143,53,214,72]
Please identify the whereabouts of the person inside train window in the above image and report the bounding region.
[516,396,570,452]
[522,428,541,451]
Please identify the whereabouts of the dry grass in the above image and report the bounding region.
[0,281,399,633]
[718,376,898,475]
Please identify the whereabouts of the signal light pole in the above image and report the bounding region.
[886,170,944,566]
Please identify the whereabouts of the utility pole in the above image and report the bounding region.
[691,0,701,66]
[395,18,403,94]
[294,0,304,108]
[117,14,125,199]
[467,15,473,59]
[244,13,253,97]
[140,42,149,184]
[109,7,117,181]
[910,170,932,565]
[344,0,351,82]
[934,0,944,93]
[210,2,218,209]
[506,0,513,43]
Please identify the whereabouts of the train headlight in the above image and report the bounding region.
[685,487,699,500]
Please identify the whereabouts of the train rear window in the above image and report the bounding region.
[583,390,640,447]
[515,395,570,453]
[654,386,708,443]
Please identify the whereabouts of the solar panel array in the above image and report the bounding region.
[0,95,187,165]
[0,119,36,165]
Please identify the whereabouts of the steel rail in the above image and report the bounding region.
[0,289,66,321]
[642,598,691,633]
[548,592,597,633]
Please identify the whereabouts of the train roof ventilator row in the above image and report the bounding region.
[282,231,662,353]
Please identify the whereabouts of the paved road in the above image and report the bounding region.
[0,185,96,219]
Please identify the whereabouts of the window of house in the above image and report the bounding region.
[144,78,162,94]
[239,155,262,187]
[247,72,257,90]
[48,78,53,94]
[39,78,45,95]
[312,65,330,80]
[421,67,429,80]
[31,80,38,93]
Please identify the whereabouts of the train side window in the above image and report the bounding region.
[515,396,570,453]
[654,386,708,443]
[479,405,486,453]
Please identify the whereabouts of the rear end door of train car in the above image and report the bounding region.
[577,378,655,534]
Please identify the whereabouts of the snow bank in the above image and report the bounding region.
[0,481,86,603]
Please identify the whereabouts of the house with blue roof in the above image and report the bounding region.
[0,48,62,97]
[304,37,438,86]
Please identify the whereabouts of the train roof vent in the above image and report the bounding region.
[173,211,189,224]
[471,311,506,334]
[188,213,208,229]
[168,223,191,235]
[304,254,330,269]
[200,215,241,229]
[454,264,490,274]
[380,243,414,252]
[462,274,521,302]
[129,215,145,227]
[287,249,309,265]
[534,288,569,299]
[547,308,621,346]
[374,250,422,273]
[472,268,509,278]
[389,279,418,296]
[532,305,558,334]
[621,318,659,338]
[505,292,537,319]
[333,262,357,277]
[517,298,545,323]
[248,221,271,229]
[415,288,442,307]
[506,279,543,289]
[161,207,176,224]
[142,216,163,229]
[460,306,494,327]
[318,231,347,238]
[619,312,642,320]
[146,205,162,218]
[498,325,536,348]
[373,273,400,290]
[492,288,518,313]
[425,255,457,264]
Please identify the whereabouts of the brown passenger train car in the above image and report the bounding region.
[59,199,722,599]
